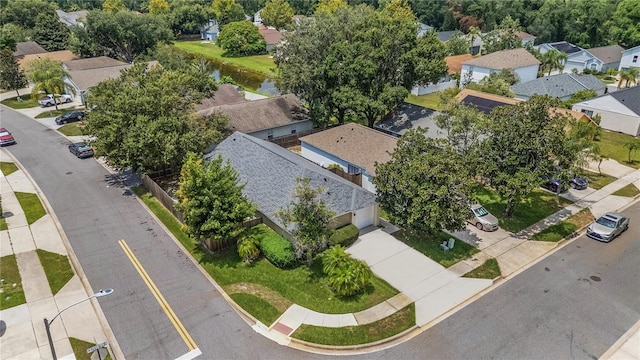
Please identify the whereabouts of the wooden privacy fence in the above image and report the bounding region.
[328,167,362,186]
[141,174,263,252]
[268,128,327,148]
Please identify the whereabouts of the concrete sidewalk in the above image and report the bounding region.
[0,149,112,360]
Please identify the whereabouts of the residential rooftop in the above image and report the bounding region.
[511,73,606,99]
[586,45,625,64]
[463,48,540,70]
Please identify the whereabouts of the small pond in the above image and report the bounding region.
[207,58,281,96]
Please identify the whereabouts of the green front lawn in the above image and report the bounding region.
[57,123,85,136]
[0,94,39,109]
[531,208,594,242]
[612,183,640,197]
[15,192,46,225]
[35,108,79,119]
[582,171,617,189]
[36,249,74,295]
[173,41,277,76]
[292,303,415,346]
[597,131,640,168]
[69,338,112,360]
[463,258,501,279]
[405,92,444,110]
[473,187,573,233]
[0,162,18,176]
[229,293,281,325]
[393,230,478,268]
[133,186,399,315]
[0,255,26,310]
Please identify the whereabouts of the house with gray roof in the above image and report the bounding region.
[198,94,313,140]
[200,19,219,41]
[205,132,379,234]
[564,45,625,73]
[536,41,583,55]
[619,45,640,72]
[572,86,640,136]
[511,73,606,101]
[300,123,397,194]
[460,48,541,84]
[13,41,47,58]
[62,56,133,104]
[56,9,88,27]
[375,103,447,140]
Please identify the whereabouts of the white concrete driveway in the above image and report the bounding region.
[348,229,492,326]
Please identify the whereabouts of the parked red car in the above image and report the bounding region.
[0,128,16,146]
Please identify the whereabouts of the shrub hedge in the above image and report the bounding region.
[260,234,297,268]
[329,224,359,247]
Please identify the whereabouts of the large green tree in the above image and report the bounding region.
[541,49,568,76]
[373,128,471,234]
[168,0,213,36]
[477,95,576,217]
[217,21,266,56]
[565,0,615,48]
[83,63,226,174]
[261,0,294,30]
[314,0,347,15]
[446,30,470,55]
[211,0,245,29]
[77,10,173,62]
[607,0,640,48]
[482,15,522,54]
[276,177,336,266]
[1,0,58,29]
[176,153,257,248]
[275,4,447,127]
[0,49,28,97]
[33,12,70,52]
[26,58,76,110]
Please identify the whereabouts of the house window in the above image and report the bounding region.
[590,63,597,70]
[291,129,297,134]
[633,55,638,63]
[581,109,594,117]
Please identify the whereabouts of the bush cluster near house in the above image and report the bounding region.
[259,228,297,268]
[328,224,359,247]
[321,245,372,297]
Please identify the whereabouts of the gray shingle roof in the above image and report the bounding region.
[587,45,625,64]
[63,56,128,71]
[376,103,447,139]
[196,84,246,111]
[205,132,377,230]
[511,73,606,99]
[13,42,47,57]
[609,86,640,116]
[67,65,132,91]
[463,48,541,69]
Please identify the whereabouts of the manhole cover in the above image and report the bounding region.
[545,267,550,272]
[590,275,601,282]
[65,171,73,175]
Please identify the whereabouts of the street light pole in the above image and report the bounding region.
[44,288,114,360]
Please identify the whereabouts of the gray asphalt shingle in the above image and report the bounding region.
[511,73,606,99]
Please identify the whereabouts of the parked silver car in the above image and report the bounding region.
[470,204,499,231]
[586,212,629,242]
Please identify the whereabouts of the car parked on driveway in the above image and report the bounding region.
[55,111,86,125]
[68,142,94,158]
[586,212,629,242]
[469,204,499,231]
[0,128,16,146]
[541,175,567,193]
[38,94,73,107]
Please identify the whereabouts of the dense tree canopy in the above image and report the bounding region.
[314,0,347,15]
[168,0,213,35]
[84,64,226,174]
[261,0,294,30]
[0,49,28,97]
[607,0,640,48]
[211,0,246,29]
[374,128,471,234]
[217,21,266,56]
[176,153,257,247]
[1,0,58,29]
[33,12,70,52]
[275,3,447,127]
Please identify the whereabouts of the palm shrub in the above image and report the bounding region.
[237,234,260,264]
[322,245,372,297]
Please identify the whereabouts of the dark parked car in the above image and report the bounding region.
[541,175,567,193]
[586,212,629,242]
[55,111,86,125]
[68,142,94,158]
[0,128,16,146]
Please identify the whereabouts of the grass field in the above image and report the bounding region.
[37,249,74,295]
[57,123,85,136]
[612,183,640,197]
[173,41,277,76]
[0,255,26,310]
[0,94,38,109]
[463,258,501,279]
[406,92,444,110]
[582,171,617,190]
[35,108,81,119]
[15,192,46,225]
[531,209,594,242]
[69,338,112,360]
[1,162,18,176]
[597,131,640,168]
[393,230,478,268]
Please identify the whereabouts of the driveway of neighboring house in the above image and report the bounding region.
[347,229,492,327]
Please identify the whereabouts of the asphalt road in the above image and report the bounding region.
[2,104,639,360]
[0,107,319,359]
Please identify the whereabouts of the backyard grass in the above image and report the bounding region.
[473,187,574,233]
[35,108,80,119]
[173,41,277,76]
[393,230,478,268]
[0,255,26,310]
[1,162,18,176]
[463,258,501,279]
[69,337,112,360]
[132,186,399,315]
[582,171,617,190]
[612,183,640,197]
[0,94,38,109]
[596,131,640,168]
[531,209,594,242]
[405,92,444,110]
[292,303,415,346]
[36,249,74,295]
[57,123,85,136]
[14,192,46,225]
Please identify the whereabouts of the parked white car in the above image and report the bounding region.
[469,204,499,231]
[38,94,73,107]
